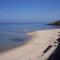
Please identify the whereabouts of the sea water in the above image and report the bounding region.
[0,23,59,52]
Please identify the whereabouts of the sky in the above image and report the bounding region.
[0,0,60,23]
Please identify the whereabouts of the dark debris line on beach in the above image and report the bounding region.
[48,36,60,60]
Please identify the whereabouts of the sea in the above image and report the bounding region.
[0,23,60,53]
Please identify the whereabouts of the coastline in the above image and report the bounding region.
[0,29,60,60]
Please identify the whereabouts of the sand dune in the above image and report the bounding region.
[0,29,60,60]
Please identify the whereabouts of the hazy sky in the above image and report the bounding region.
[0,0,60,23]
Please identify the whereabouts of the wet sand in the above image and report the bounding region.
[0,29,60,60]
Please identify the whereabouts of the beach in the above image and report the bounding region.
[0,29,60,60]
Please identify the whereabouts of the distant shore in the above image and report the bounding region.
[47,20,60,26]
[0,29,60,60]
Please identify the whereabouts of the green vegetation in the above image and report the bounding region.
[47,20,60,26]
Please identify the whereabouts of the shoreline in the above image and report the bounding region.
[0,29,60,60]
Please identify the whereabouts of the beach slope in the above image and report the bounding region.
[0,29,60,60]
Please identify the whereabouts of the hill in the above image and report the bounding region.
[47,20,60,26]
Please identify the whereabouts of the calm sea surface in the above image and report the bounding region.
[0,23,60,52]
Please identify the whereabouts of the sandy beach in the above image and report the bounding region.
[0,29,60,60]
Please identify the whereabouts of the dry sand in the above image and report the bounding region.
[0,29,60,60]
